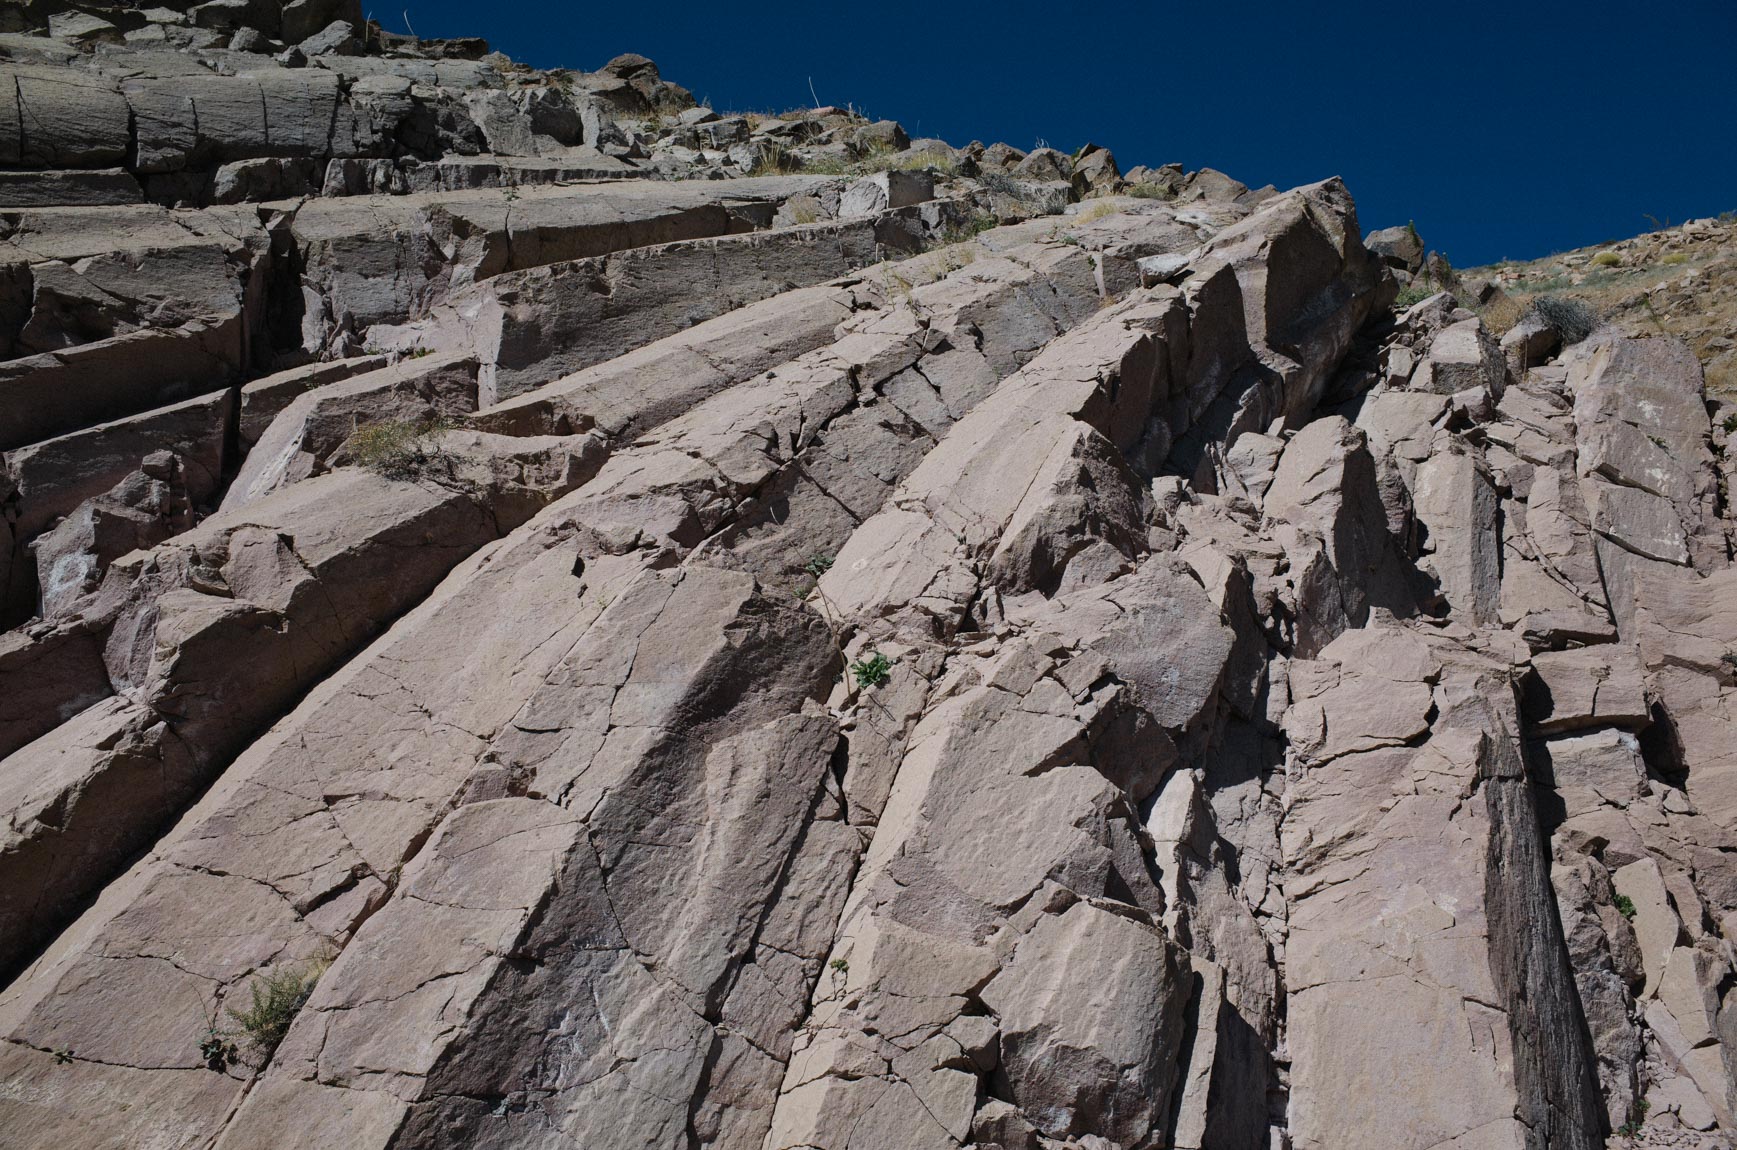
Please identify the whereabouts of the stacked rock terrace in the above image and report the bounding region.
[4,6,1737,1150]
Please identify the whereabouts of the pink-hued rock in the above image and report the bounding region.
[8,24,1737,1147]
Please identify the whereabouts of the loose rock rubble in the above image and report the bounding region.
[3,5,1737,1150]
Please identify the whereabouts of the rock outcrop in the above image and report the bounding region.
[3,7,1736,1150]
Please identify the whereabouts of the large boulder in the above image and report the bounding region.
[1364,223,1425,272]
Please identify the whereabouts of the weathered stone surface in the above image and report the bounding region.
[216,568,845,1150]
[1551,851,1644,1129]
[1168,178,1388,477]
[287,176,842,363]
[1266,416,1416,654]
[9,25,1737,1150]
[0,324,245,453]
[1413,316,1505,399]
[1524,643,1650,733]
[221,352,479,509]
[764,610,1212,1150]
[0,227,1079,1142]
[1365,223,1424,272]
[0,468,513,976]
[839,169,934,217]
[1534,728,1649,818]
[1284,623,1603,1150]
[470,281,862,437]
[2,390,228,587]
[1630,564,1737,826]
[1570,335,1720,571]
[1411,439,1501,623]
[981,899,1189,1145]
[0,625,110,760]
[5,65,131,167]
[0,169,143,206]
[0,421,606,963]
[237,354,392,444]
[404,217,886,403]
[31,452,197,620]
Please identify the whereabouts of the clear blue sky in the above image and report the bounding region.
[395,0,1736,266]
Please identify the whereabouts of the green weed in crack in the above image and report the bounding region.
[850,651,892,689]
[195,958,329,1070]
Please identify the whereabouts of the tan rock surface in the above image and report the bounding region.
[7,20,1737,1150]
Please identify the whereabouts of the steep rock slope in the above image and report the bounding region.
[2,7,1736,1150]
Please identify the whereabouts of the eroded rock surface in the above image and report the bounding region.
[3,9,1736,1150]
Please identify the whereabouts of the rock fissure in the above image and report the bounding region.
[2,18,1735,1150]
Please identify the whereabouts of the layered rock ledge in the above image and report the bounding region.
[4,8,1737,1150]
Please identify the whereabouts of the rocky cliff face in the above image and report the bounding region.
[3,7,1736,1150]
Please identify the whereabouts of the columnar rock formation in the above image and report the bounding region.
[3,7,1736,1150]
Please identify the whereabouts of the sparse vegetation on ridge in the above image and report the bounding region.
[347,415,456,479]
[1462,211,1737,393]
[1527,294,1599,345]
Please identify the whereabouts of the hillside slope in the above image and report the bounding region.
[1467,216,1737,395]
[3,5,1737,1150]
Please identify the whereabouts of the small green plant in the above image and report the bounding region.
[926,244,977,273]
[1590,251,1621,268]
[881,267,915,301]
[199,1026,239,1071]
[1615,1098,1651,1137]
[226,961,327,1063]
[1073,201,1121,224]
[749,140,799,176]
[790,151,855,175]
[1719,651,1737,669]
[1724,413,1737,434]
[1614,893,1637,920]
[891,150,960,177]
[1394,283,1434,309]
[347,415,453,479]
[503,184,520,203]
[804,553,835,578]
[52,1048,73,1065]
[850,651,892,689]
[1517,273,1572,294]
[828,957,848,973]
[1642,294,1671,336]
[1660,252,1689,266]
